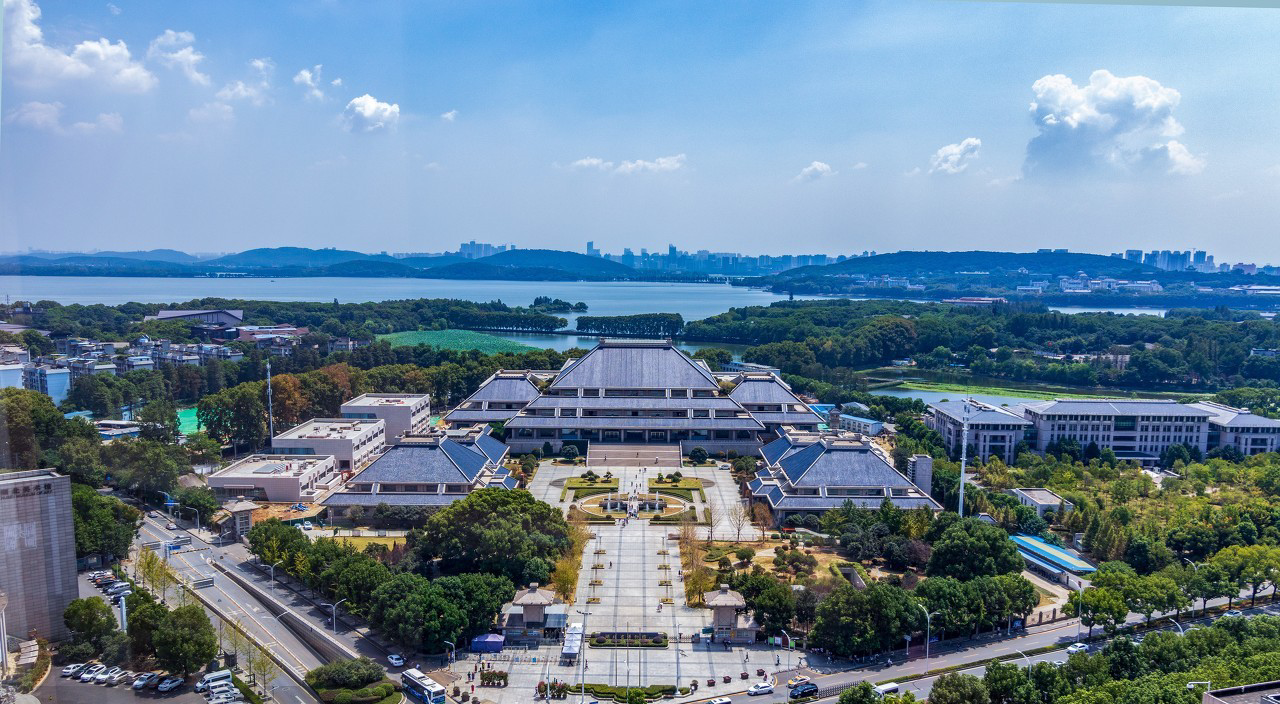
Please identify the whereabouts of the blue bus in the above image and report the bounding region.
[402,669,446,704]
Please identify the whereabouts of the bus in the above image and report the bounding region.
[402,669,446,704]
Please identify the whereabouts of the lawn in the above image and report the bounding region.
[377,329,535,354]
[891,379,1213,402]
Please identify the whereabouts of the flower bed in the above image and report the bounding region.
[569,684,677,702]
[588,632,669,648]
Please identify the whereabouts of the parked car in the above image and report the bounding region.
[61,663,86,677]
[95,666,124,684]
[79,664,106,682]
[1066,643,1089,654]
[209,693,245,704]
[132,672,159,690]
[207,684,240,700]
[387,654,405,667]
[787,675,811,688]
[108,669,133,686]
[1052,659,1066,667]
[748,682,775,695]
[1225,609,1244,618]
[157,675,184,692]
[166,522,178,530]
[790,683,819,699]
[148,511,159,518]
[302,521,314,530]
[709,698,732,704]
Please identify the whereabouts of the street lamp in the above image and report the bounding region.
[781,629,793,672]
[918,605,939,661]
[442,640,455,664]
[321,599,348,632]
[1169,618,1186,635]
[269,561,283,594]
[1074,582,1085,638]
[1013,649,1031,668]
[1187,681,1211,692]
[177,505,201,532]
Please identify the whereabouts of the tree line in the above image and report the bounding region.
[575,313,685,337]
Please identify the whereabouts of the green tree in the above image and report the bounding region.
[689,446,709,465]
[929,673,990,704]
[55,436,106,486]
[126,593,169,657]
[984,662,1036,704]
[1068,587,1128,636]
[139,399,181,444]
[561,444,579,462]
[154,604,219,676]
[176,486,219,527]
[838,682,879,704]
[926,517,1022,580]
[418,489,570,585]
[751,583,796,636]
[434,573,517,638]
[64,597,117,649]
[71,484,140,558]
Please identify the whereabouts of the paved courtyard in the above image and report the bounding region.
[457,456,778,703]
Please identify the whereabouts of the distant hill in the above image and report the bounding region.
[322,260,420,277]
[206,247,395,268]
[396,255,467,269]
[423,262,621,281]
[474,249,635,277]
[0,255,193,275]
[772,250,1158,279]
[90,249,203,264]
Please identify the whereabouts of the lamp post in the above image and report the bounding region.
[1074,582,1085,638]
[957,400,973,517]
[269,561,283,595]
[321,599,348,632]
[918,605,939,661]
[575,610,590,704]
[781,629,793,672]
[1169,618,1185,635]
[178,505,200,533]
[1014,649,1031,668]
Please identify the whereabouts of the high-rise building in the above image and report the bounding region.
[0,470,77,641]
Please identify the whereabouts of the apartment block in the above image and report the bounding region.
[209,454,342,503]
[270,418,385,471]
[341,393,432,440]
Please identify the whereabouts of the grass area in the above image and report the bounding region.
[1033,583,1059,607]
[377,328,535,353]
[650,477,706,501]
[177,407,201,435]
[328,535,404,551]
[561,477,619,501]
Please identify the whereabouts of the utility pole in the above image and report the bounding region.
[264,358,275,440]
[957,399,971,518]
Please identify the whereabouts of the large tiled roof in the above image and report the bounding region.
[929,400,1032,426]
[1021,399,1211,417]
[770,495,940,510]
[549,340,718,390]
[444,409,522,423]
[474,433,510,464]
[729,377,803,404]
[322,492,459,507]
[1189,401,1280,429]
[750,410,825,425]
[524,397,742,410]
[506,416,764,430]
[467,374,541,402]
[761,436,795,465]
[345,439,491,484]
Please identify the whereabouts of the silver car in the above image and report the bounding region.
[79,664,105,682]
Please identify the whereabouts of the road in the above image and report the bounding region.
[135,514,321,704]
[685,599,1280,704]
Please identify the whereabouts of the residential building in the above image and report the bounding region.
[926,400,1031,464]
[341,393,432,440]
[143,309,244,326]
[1009,488,1073,518]
[720,360,781,375]
[0,470,77,641]
[95,420,141,441]
[209,454,342,503]
[832,413,884,436]
[21,365,71,405]
[1250,348,1280,358]
[1192,401,1280,456]
[115,355,155,373]
[271,418,386,471]
[327,337,370,354]
[942,297,1008,307]
[0,346,26,391]
[747,428,939,525]
[447,339,822,455]
[322,425,513,518]
[1021,399,1211,465]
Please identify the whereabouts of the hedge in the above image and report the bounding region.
[570,683,676,702]
[233,676,265,704]
[17,639,50,693]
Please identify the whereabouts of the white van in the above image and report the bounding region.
[195,669,233,692]
[874,683,900,697]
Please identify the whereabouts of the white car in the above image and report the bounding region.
[95,666,123,684]
[709,698,733,704]
[157,675,184,692]
[61,663,86,677]
[79,664,105,682]
[387,654,405,667]
[132,672,159,690]
[166,522,178,530]
[1225,609,1244,618]
[1065,643,1089,654]
[303,520,314,530]
[748,682,775,695]
[108,669,132,686]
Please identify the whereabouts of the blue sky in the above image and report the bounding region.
[2,0,1278,261]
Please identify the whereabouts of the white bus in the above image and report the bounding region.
[402,668,446,704]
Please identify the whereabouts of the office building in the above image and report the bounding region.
[1009,488,1073,518]
[1021,399,1211,464]
[926,400,1031,464]
[447,339,822,454]
[1192,401,1280,456]
[271,418,386,471]
[747,428,939,525]
[209,454,342,503]
[0,470,77,641]
[322,425,513,518]
[831,413,884,436]
[341,393,432,440]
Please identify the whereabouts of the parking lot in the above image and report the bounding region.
[38,669,205,704]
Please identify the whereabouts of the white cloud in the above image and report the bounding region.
[1024,69,1203,177]
[147,29,209,86]
[570,157,614,170]
[330,77,342,87]
[616,154,686,174]
[5,100,122,134]
[929,137,982,175]
[293,64,327,100]
[3,0,155,92]
[440,109,458,122]
[216,57,273,106]
[850,162,869,170]
[188,101,233,125]
[341,94,399,132]
[106,3,120,15]
[794,161,836,181]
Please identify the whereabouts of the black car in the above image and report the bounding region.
[790,683,819,699]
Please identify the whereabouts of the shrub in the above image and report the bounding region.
[308,657,384,690]
[689,447,709,465]
[334,693,353,704]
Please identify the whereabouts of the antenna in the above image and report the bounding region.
[264,358,275,440]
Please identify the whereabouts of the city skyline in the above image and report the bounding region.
[3,1,1280,259]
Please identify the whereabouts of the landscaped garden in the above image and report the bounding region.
[588,631,669,648]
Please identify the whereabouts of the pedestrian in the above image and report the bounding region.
[745,652,749,662]
[471,684,474,694]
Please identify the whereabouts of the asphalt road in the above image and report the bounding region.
[135,513,321,704]
[39,669,205,704]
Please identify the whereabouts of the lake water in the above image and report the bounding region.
[869,387,1043,407]
[0,275,1169,319]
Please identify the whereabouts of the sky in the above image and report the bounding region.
[2,0,1279,262]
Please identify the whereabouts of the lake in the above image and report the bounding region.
[492,330,753,356]
[0,275,1168,319]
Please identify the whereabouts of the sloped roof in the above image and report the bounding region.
[549,340,718,390]
[729,377,803,404]
[929,400,1031,426]
[704,585,746,608]
[1189,401,1280,429]
[474,433,510,464]
[345,439,491,484]
[467,373,541,402]
[1021,399,1210,417]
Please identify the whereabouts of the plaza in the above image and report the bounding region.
[453,458,802,703]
